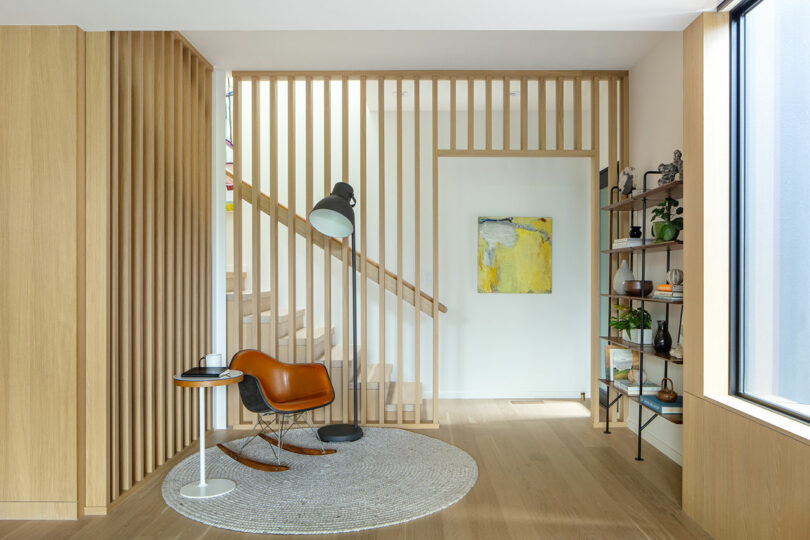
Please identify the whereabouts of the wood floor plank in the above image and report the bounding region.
[0,400,708,540]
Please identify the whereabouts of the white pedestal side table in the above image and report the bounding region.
[173,370,243,498]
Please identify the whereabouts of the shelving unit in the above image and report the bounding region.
[599,171,684,461]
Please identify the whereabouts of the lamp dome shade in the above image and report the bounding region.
[308,182,355,238]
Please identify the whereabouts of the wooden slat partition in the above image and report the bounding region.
[227,69,628,429]
[109,31,211,502]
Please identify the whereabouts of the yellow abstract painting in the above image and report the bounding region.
[478,217,552,293]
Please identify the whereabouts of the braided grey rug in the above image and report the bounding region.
[162,427,478,534]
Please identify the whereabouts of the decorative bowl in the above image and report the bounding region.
[624,280,653,297]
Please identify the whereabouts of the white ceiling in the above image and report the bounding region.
[186,31,672,71]
[1,1,720,31]
[2,1,715,71]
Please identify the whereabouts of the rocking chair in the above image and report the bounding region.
[217,349,337,471]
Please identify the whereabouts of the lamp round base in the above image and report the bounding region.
[317,424,363,442]
[180,478,236,499]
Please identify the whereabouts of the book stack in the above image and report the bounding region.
[612,237,654,249]
[612,379,659,396]
[652,283,683,300]
[639,394,684,414]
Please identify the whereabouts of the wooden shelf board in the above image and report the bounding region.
[598,379,683,424]
[602,180,684,212]
[602,240,683,254]
[601,335,684,364]
[602,293,683,305]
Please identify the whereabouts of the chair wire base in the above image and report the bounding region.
[238,411,328,465]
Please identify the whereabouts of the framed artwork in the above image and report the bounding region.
[605,345,639,381]
[477,217,552,293]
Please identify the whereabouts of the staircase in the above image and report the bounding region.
[225,274,426,427]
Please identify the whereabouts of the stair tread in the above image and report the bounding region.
[241,307,305,324]
[279,326,334,345]
[385,381,422,411]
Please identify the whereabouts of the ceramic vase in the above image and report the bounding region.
[612,260,634,295]
[654,320,672,353]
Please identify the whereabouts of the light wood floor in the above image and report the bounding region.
[0,400,709,539]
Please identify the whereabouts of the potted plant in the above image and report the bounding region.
[651,197,683,242]
[609,305,653,344]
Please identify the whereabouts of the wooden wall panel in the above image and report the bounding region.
[108,31,212,503]
[0,25,84,519]
[680,13,810,540]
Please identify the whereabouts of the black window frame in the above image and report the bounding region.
[729,0,810,425]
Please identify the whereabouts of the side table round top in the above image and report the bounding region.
[173,370,243,388]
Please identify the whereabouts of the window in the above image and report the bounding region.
[731,0,810,423]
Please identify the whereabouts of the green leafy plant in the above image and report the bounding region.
[651,197,683,242]
[609,305,652,339]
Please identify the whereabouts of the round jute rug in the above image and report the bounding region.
[162,427,478,534]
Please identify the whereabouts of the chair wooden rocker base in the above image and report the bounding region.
[219,350,337,472]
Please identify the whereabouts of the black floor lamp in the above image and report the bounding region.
[308,182,363,442]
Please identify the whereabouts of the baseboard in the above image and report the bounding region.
[427,391,591,400]
[0,501,78,520]
[83,505,107,516]
[627,421,684,465]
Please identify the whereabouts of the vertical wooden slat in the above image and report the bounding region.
[110,31,121,498]
[591,77,599,154]
[287,76,296,365]
[377,77,386,423]
[305,77,314,379]
[165,34,176,458]
[154,31,166,469]
[143,33,156,476]
[590,77,600,424]
[251,78,261,352]
[123,31,135,489]
[232,75,244,419]
[574,77,582,150]
[538,77,546,151]
[359,76,368,424]
[556,77,564,150]
[190,58,200,432]
[621,75,630,169]
[396,78,404,424]
[341,77,350,423]
[181,45,191,444]
[172,36,184,452]
[467,77,474,150]
[323,78,332,424]
[520,77,528,150]
[132,31,144,482]
[449,77,456,150]
[413,78,421,424]
[608,77,618,190]
[485,78,492,151]
[269,78,279,359]
[431,78,439,425]
[589,75,601,423]
[502,77,510,150]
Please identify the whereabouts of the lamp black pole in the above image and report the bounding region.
[309,183,363,442]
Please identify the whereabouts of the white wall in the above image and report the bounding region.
[438,157,591,399]
[628,31,684,464]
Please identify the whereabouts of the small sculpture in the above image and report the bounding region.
[657,149,683,185]
[620,166,636,195]
[670,344,683,359]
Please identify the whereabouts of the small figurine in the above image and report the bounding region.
[658,149,683,185]
[620,166,635,195]
[674,149,683,181]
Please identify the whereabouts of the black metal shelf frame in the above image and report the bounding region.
[600,169,684,461]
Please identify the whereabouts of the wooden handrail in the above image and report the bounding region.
[235,179,447,316]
